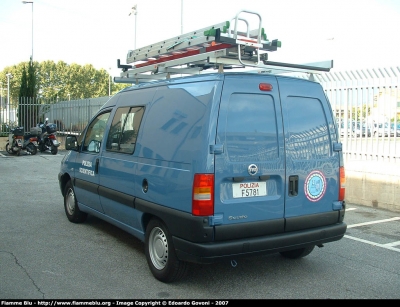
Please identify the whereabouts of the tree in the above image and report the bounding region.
[27,57,36,98]
[18,64,28,127]
[17,58,38,128]
[1,60,130,102]
[19,65,28,98]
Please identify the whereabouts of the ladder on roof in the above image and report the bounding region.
[115,9,333,84]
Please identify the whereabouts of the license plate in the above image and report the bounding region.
[232,182,267,198]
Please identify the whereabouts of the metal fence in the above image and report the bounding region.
[0,96,109,136]
[1,66,399,161]
[301,66,400,162]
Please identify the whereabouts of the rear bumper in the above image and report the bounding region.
[173,222,347,264]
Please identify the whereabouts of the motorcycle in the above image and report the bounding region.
[5,126,38,156]
[37,118,61,155]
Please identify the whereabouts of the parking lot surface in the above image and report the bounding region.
[0,150,399,299]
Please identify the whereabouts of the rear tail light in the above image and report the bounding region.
[192,174,214,216]
[339,166,345,201]
[48,134,56,140]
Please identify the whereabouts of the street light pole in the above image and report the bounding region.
[129,4,138,49]
[22,1,34,61]
[181,0,183,34]
[6,73,13,124]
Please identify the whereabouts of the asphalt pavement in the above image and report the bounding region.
[0,151,399,299]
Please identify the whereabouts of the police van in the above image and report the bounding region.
[59,10,346,282]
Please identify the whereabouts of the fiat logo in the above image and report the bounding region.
[248,164,258,176]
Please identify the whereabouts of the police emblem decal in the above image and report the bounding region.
[304,170,326,202]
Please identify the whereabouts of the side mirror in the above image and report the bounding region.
[65,135,78,151]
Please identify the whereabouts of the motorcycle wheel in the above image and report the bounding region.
[27,143,37,155]
[51,145,58,155]
[5,143,15,155]
[38,144,46,152]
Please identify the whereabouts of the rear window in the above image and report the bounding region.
[225,93,278,162]
[285,97,330,159]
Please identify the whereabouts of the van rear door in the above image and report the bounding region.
[277,77,340,219]
[214,74,340,228]
[214,74,285,225]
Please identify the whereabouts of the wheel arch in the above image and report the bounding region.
[60,173,72,197]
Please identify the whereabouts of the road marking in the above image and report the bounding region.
[345,216,400,252]
[344,235,400,252]
[385,241,400,247]
[346,207,357,211]
[347,217,400,228]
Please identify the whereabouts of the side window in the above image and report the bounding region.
[106,106,145,154]
[82,111,111,153]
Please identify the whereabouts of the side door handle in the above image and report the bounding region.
[95,158,99,174]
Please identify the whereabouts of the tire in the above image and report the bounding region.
[6,143,15,155]
[51,145,58,155]
[27,143,37,155]
[280,246,315,259]
[145,218,188,283]
[64,180,87,223]
[38,144,46,152]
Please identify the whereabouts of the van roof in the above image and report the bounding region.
[119,72,316,93]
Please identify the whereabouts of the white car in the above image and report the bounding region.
[376,123,393,137]
[391,123,400,137]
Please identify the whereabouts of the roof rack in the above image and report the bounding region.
[115,9,333,84]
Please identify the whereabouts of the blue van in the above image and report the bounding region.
[59,72,346,282]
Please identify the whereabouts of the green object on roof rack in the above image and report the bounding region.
[203,21,230,37]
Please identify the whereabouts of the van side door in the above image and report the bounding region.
[72,110,111,213]
[99,89,150,231]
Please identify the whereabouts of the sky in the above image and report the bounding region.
[1,0,400,78]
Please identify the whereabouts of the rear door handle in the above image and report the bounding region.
[288,175,298,196]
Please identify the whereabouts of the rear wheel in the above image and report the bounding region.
[51,145,58,155]
[6,143,15,155]
[64,180,87,223]
[27,143,37,155]
[145,218,188,283]
[38,143,46,152]
[280,246,315,259]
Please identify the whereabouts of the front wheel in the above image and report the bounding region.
[145,218,188,283]
[64,180,87,223]
[280,245,315,259]
[51,145,58,155]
